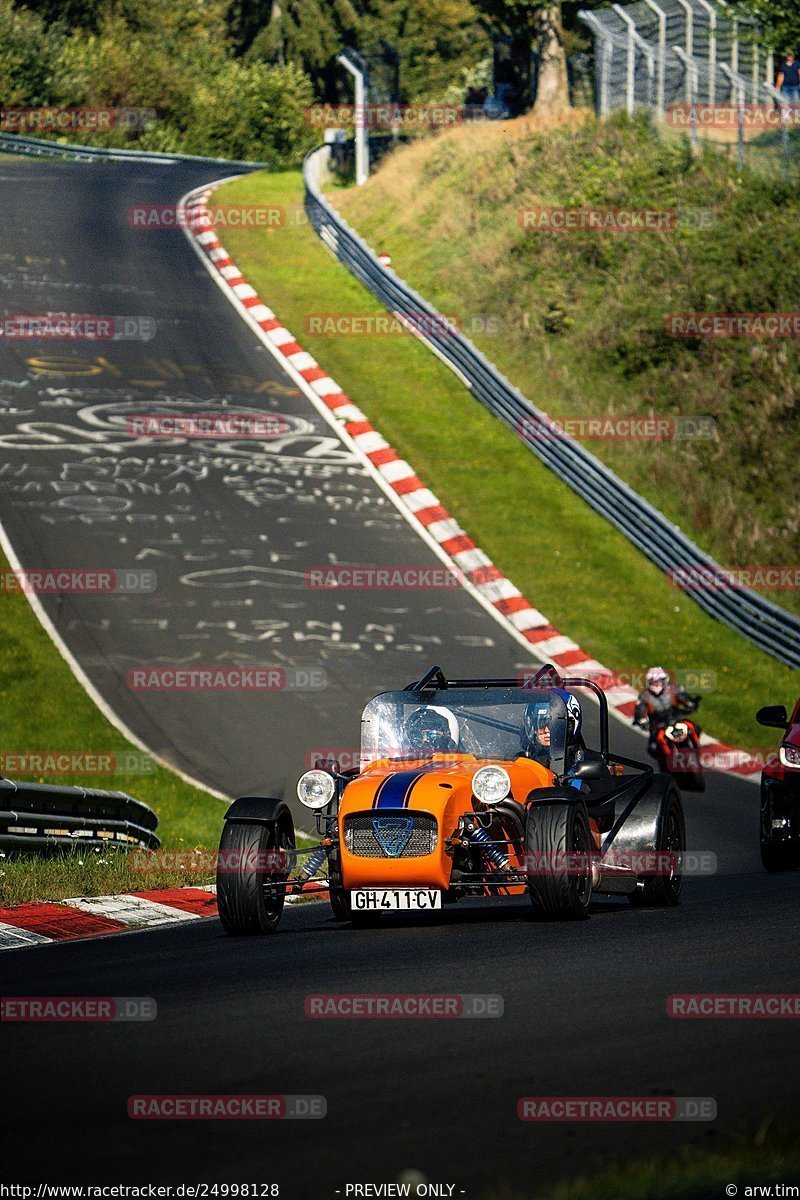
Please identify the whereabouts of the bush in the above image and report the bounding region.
[0,0,64,106]
[1,0,317,165]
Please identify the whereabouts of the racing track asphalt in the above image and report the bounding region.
[0,157,798,1194]
[0,158,537,803]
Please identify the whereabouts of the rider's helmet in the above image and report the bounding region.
[646,666,669,697]
[524,700,552,748]
[403,705,459,755]
[553,689,582,741]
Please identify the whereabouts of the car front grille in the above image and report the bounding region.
[344,812,438,859]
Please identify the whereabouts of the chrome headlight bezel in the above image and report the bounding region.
[472,765,511,807]
[297,769,336,810]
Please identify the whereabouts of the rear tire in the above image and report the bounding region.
[217,818,294,935]
[629,782,685,907]
[526,800,592,920]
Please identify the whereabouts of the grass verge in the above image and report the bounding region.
[213,167,798,755]
[0,545,227,904]
[334,113,800,609]
[519,1117,800,1200]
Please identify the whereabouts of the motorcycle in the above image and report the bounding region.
[637,696,705,792]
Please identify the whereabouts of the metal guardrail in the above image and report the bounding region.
[303,144,800,669]
[0,131,268,170]
[0,778,160,852]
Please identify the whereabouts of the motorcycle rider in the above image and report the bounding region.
[633,667,699,755]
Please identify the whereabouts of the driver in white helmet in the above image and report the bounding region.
[402,705,459,756]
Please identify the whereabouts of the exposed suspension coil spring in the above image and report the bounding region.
[300,843,329,879]
[467,823,509,871]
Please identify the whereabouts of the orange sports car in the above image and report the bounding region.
[216,665,686,932]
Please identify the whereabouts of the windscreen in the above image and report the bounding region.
[359,686,568,776]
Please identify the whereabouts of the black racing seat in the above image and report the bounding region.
[577,749,617,832]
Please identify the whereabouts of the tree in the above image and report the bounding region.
[243,0,361,97]
[471,0,570,115]
[0,0,65,105]
[359,0,489,102]
[731,2,800,52]
[533,3,569,116]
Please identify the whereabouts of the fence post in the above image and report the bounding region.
[643,0,667,120]
[764,81,790,181]
[720,63,745,170]
[613,5,637,114]
[674,0,694,102]
[752,44,759,99]
[578,13,614,117]
[673,47,699,151]
[695,0,717,105]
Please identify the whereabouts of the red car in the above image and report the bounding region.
[757,697,800,871]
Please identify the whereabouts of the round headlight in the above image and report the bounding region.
[472,765,510,807]
[297,769,335,810]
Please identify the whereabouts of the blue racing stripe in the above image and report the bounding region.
[373,770,424,810]
[372,763,445,809]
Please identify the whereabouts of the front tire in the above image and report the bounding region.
[526,800,593,920]
[217,818,294,935]
[327,845,351,920]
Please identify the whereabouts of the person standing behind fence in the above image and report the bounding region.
[777,52,800,114]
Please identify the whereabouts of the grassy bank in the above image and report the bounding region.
[335,113,800,617]
[530,1117,800,1200]
[0,546,226,904]
[214,164,797,754]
